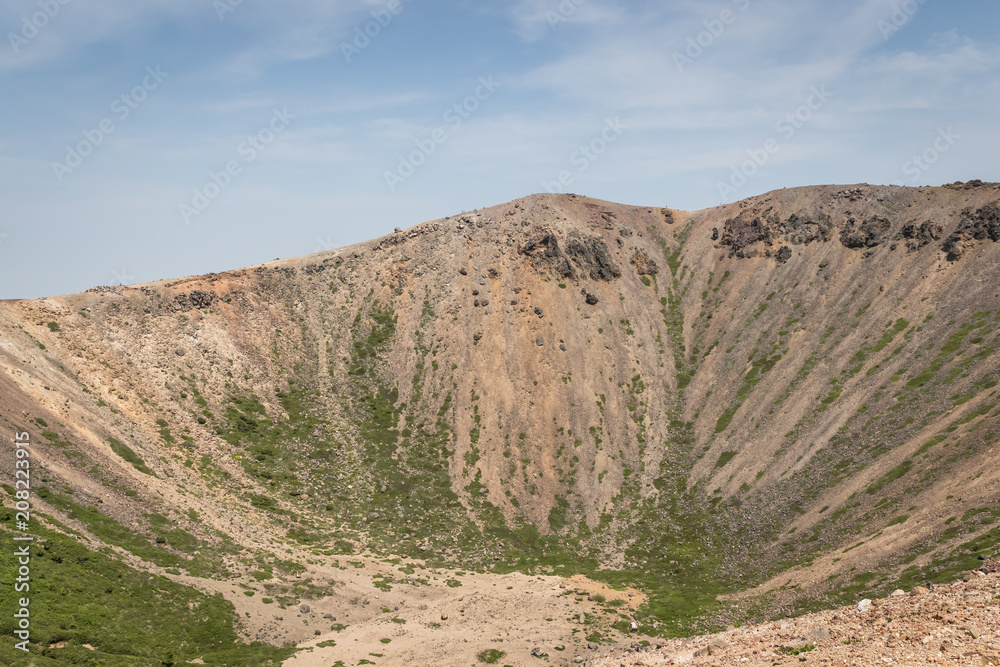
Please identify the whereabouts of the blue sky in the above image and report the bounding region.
[1,0,998,298]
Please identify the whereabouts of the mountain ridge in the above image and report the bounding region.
[2,181,1000,665]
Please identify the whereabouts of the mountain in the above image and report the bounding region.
[2,181,999,666]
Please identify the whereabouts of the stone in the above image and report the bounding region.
[299,604,310,614]
[889,589,906,597]
[530,647,544,657]
[585,293,599,305]
[857,599,872,612]
[807,626,832,643]
[440,613,448,621]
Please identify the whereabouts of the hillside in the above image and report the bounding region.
[2,181,1000,666]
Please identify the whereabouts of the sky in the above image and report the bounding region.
[0,0,998,299]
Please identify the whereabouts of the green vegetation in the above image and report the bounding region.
[777,644,815,656]
[38,489,232,578]
[715,451,736,468]
[108,437,154,476]
[0,509,291,666]
[477,648,506,663]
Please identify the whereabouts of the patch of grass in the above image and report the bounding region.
[478,648,506,663]
[108,437,154,476]
[0,508,291,666]
[865,460,912,495]
[715,451,736,468]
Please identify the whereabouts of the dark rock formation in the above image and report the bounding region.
[519,230,620,281]
[943,202,1000,261]
[840,215,891,249]
[175,290,216,311]
[564,234,621,281]
[782,212,833,245]
[900,221,943,252]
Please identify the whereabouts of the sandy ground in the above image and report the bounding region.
[210,557,649,667]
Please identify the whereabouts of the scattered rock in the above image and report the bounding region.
[174,290,216,311]
[631,249,659,276]
[694,639,728,657]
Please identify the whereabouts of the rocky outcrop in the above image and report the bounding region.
[900,221,943,252]
[839,215,891,249]
[564,233,621,281]
[174,290,216,310]
[631,249,659,276]
[718,212,776,258]
[518,229,620,281]
[783,212,833,245]
[942,202,1000,261]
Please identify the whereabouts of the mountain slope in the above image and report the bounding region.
[2,182,1000,665]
